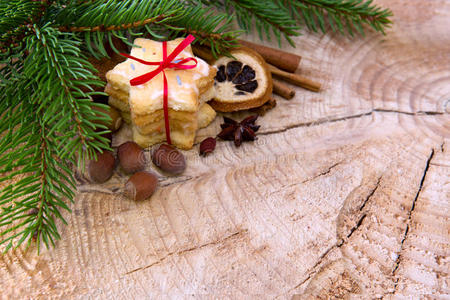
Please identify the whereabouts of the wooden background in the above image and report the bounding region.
[1,0,449,298]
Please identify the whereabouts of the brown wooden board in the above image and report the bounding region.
[1,0,449,298]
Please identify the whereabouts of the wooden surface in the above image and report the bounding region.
[1,1,449,298]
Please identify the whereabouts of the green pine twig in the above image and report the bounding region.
[228,0,300,46]
[282,0,393,36]
[0,24,110,252]
[54,0,186,59]
[0,0,48,53]
[192,0,300,46]
[163,4,242,57]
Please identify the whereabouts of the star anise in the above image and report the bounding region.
[217,115,260,147]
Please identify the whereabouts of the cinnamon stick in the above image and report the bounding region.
[239,40,301,73]
[268,64,321,92]
[272,78,295,100]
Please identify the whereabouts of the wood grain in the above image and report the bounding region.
[1,0,449,298]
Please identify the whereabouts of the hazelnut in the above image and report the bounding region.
[152,144,186,175]
[93,104,123,132]
[88,150,115,183]
[118,141,146,174]
[124,171,158,201]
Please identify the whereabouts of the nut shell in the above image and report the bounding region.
[124,171,158,201]
[88,151,115,183]
[118,141,146,174]
[93,105,123,132]
[152,144,186,175]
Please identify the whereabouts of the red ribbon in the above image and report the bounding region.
[120,35,197,144]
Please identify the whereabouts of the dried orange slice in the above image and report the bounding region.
[209,47,272,112]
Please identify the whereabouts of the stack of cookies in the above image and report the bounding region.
[105,38,217,149]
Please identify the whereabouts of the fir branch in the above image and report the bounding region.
[164,5,241,56]
[0,24,110,252]
[0,0,49,53]
[193,0,300,46]
[0,103,74,253]
[25,25,109,160]
[0,1,42,38]
[230,0,300,45]
[58,14,176,33]
[53,0,185,58]
[281,0,393,35]
[53,0,182,28]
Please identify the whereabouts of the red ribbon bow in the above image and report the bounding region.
[120,35,197,144]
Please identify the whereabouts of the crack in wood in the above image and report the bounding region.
[77,175,196,195]
[258,109,447,137]
[302,162,342,184]
[284,244,338,296]
[346,214,367,239]
[77,186,121,195]
[268,161,343,197]
[122,229,247,277]
[286,146,440,298]
[159,175,194,187]
[374,109,445,116]
[77,110,445,196]
[284,174,384,296]
[391,148,435,293]
[359,176,382,211]
[79,158,343,198]
[194,109,445,148]
[258,112,374,136]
